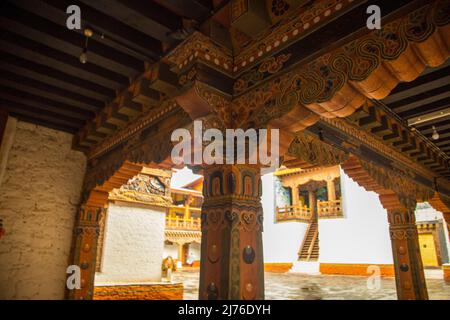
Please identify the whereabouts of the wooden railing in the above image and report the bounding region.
[317,199,343,218]
[165,215,201,230]
[169,206,201,216]
[275,205,312,222]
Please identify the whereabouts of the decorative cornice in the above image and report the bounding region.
[87,101,179,160]
[165,230,201,244]
[164,31,233,75]
[108,173,172,208]
[342,155,434,210]
[82,109,191,200]
[109,191,172,208]
[360,159,434,205]
[287,132,349,167]
[236,0,450,127]
[321,117,439,180]
[233,0,357,74]
[79,1,450,204]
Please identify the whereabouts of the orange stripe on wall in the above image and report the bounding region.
[319,263,395,277]
[264,263,293,273]
[444,265,450,282]
[94,283,183,300]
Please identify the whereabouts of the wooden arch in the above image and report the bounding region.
[283,132,437,300]
[428,192,450,234]
[66,1,450,300]
[341,155,432,300]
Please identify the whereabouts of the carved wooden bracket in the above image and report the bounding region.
[284,132,348,168]
[342,155,434,210]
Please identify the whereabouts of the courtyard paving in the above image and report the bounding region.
[173,269,450,300]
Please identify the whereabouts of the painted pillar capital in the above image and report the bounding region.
[326,179,336,201]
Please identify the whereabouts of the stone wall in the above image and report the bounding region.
[95,202,166,284]
[0,120,86,299]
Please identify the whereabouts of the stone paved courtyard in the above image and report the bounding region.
[173,269,450,300]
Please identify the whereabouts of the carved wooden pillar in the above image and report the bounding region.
[380,194,428,300]
[184,194,193,219]
[308,190,317,219]
[326,179,336,201]
[68,204,105,300]
[444,212,450,236]
[291,184,299,206]
[178,242,186,265]
[199,164,264,300]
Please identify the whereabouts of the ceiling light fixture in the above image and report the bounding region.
[80,28,93,64]
[431,126,439,140]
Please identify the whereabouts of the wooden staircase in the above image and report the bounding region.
[298,221,319,261]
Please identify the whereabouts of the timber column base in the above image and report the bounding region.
[199,165,264,300]
[387,206,428,300]
[67,205,104,300]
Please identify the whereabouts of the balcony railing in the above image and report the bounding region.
[317,199,343,218]
[169,205,201,216]
[166,215,201,230]
[276,205,312,222]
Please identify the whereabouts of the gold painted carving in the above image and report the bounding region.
[109,173,172,208]
[286,132,348,167]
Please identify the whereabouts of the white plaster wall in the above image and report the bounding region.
[95,203,166,284]
[163,242,201,261]
[262,173,308,263]
[0,120,86,299]
[188,242,201,261]
[318,168,393,264]
[163,242,179,259]
[416,205,444,222]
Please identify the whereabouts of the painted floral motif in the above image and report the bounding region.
[234,53,291,93]
[259,53,292,74]
[271,0,290,16]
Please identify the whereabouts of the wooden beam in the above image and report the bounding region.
[148,62,178,95]
[1,3,144,75]
[0,31,127,89]
[131,79,160,107]
[388,85,450,114]
[153,0,212,21]
[0,58,111,102]
[36,0,163,60]
[388,63,450,96]
[0,52,114,98]
[0,86,92,121]
[117,92,143,118]
[0,70,104,112]
[0,98,82,130]
[417,117,450,133]
[81,0,182,43]
[12,114,78,134]
[397,98,450,120]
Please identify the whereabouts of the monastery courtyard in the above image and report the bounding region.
[2,0,450,303]
[175,270,450,300]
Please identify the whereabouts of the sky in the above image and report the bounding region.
[170,167,202,188]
